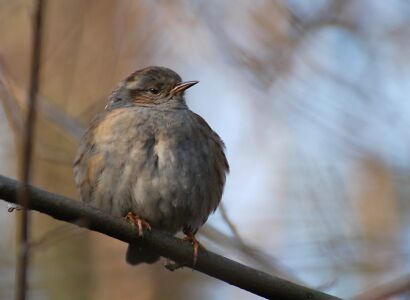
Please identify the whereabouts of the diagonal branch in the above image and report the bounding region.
[217,204,302,283]
[352,274,410,300]
[0,175,341,300]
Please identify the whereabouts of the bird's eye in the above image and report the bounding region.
[148,88,159,95]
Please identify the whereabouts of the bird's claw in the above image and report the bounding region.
[7,203,22,212]
[126,212,151,237]
[183,233,204,266]
[163,233,205,271]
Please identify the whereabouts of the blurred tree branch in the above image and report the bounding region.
[217,204,302,283]
[15,0,44,299]
[0,60,24,139]
[0,175,341,300]
[352,274,410,300]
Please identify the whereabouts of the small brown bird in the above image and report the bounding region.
[73,66,229,265]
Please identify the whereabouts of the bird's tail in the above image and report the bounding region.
[126,244,160,265]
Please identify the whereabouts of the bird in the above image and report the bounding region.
[73,66,229,265]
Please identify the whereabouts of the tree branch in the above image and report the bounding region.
[16,1,44,299]
[0,175,341,300]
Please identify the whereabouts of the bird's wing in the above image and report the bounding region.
[191,112,229,224]
[73,114,106,203]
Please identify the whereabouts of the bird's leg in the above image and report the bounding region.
[164,228,205,271]
[126,212,151,237]
[182,226,205,266]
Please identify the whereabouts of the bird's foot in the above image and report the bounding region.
[183,232,205,266]
[126,212,151,237]
[164,230,205,271]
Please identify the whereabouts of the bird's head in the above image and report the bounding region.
[106,66,198,110]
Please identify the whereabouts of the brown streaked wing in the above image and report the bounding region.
[73,114,106,203]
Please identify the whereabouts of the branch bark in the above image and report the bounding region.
[0,175,341,300]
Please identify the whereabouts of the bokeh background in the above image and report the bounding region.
[1,0,410,299]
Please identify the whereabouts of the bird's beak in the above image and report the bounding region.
[170,81,199,95]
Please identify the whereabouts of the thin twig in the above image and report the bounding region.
[0,61,24,138]
[352,274,410,300]
[15,1,44,300]
[218,204,302,283]
[0,175,341,300]
[219,203,246,244]
[29,219,88,250]
[0,61,84,142]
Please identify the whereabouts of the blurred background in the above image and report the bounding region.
[1,0,410,299]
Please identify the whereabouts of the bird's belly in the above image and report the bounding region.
[126,138,210,233]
